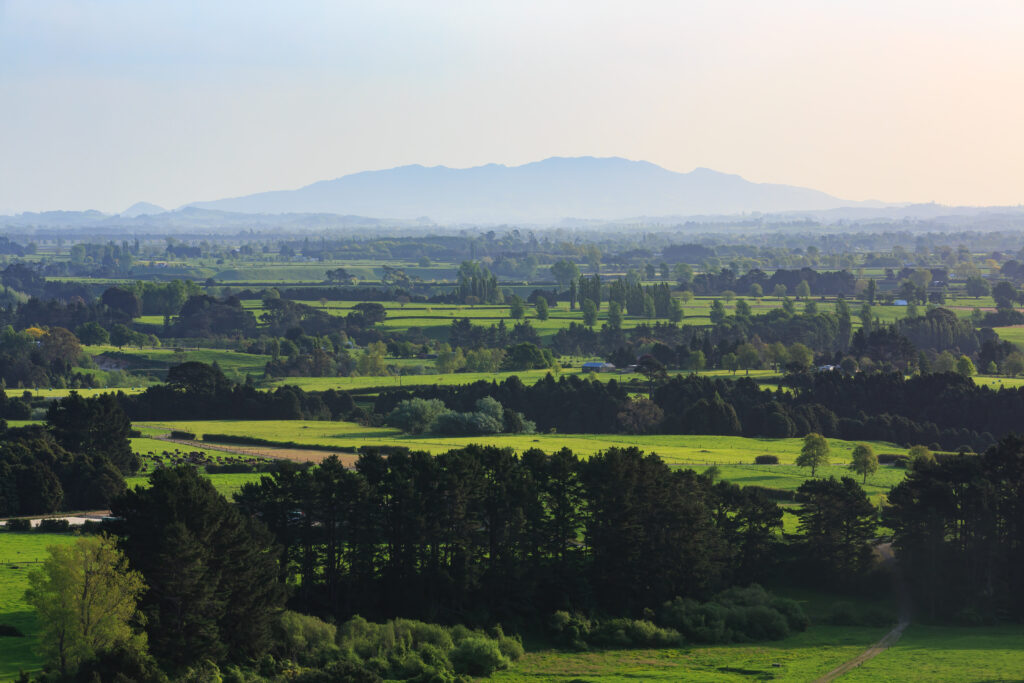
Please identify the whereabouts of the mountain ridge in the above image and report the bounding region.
[184,156,886,224]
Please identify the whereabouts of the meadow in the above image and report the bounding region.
[841,624,1024,682]
[145,419,910,467]
[0,533,77,681]
[124,472,265,499]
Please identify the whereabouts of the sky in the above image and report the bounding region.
[1,0,1022,214]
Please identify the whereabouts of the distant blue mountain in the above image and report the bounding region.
[120,201,165,217]
[185,156,882,224]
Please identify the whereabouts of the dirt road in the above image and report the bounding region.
[813,543,911,682]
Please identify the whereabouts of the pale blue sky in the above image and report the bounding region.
[1,0,1022,213]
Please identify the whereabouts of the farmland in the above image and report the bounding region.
[144,419,911,467]
[0,533,77,681]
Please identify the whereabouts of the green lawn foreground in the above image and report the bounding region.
[490,626,887,682]
[840,624,1024,682]
[0,533,77,681]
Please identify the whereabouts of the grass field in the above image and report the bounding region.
[492,626,889,682]
[0,532,77,681]
[841,624,1024,682]
[83,345,271,378]
[707,463,906,501]
[124,472,265,498]
[144,420,910,467]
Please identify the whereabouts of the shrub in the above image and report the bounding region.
[657,585,807,644]
[4,519,30,532]
[449,637,510,677]
[36,518,70,533]
[0,624,24,637]
[275,610,339,666]
[169,430,196,440]
[754,454,779,465]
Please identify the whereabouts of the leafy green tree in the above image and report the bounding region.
[795,280,811,300]
[934,350,956,373]
[607,301,623,329]
[709,299,726,324]
[386,398,450,434]
[787,343,813,371]
[509,295,525,319]
[797,432,830,476]
[721,352,739,375]
[965,276,990,298]
[25,535,148,676]
[850,443,878,483]
[581,298,598,327]
[773,283,787,298]
[673,263,694,286]
[642,293,656,319]
[749,283,763,299]
[956,355,976,377]
[534,296,549,320]
[737,344,761,374]
[734,298,751,318]
[865,278,877,304]
[908,444,935,469]
[668,297,683,323]
[550,259,580,285]
[1002,352,1024,377]
[74,321,110,346]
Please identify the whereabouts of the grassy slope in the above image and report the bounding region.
[0,533,77,681]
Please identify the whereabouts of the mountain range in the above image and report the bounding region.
[184,156,883,224]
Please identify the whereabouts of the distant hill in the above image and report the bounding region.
[121,201,165,217]
[185,156,885,224]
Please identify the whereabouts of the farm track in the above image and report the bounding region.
[814,543,911,682]
[145,430,361,466]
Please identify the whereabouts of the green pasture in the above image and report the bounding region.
[14,387,146,399]
[492,625,889,682]
[131,437,255,464]
[842,624,1024,682]
[707,463,906,501]
[145,420,909,467]
[0,532,77,681]
[989,325,1024,351]
[970,375,1024,389]
[124,472,265,499]
[83,345,271,378]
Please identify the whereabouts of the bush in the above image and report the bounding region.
[36,518,70,533]
[754,454,779,465]
[449,637,510,677]
[275,610,339,666]
[657,585,807,644]
[170,430,196,440]
[4,519,30,532]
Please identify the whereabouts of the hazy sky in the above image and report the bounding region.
[2,0,1022,213]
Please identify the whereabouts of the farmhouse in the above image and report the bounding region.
[582,361,616,373]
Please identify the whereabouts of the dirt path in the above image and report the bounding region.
[813,543,911,682]
[143,430,360,466]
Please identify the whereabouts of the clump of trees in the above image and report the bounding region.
[386,396,535,436]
